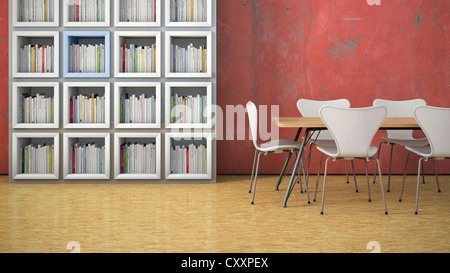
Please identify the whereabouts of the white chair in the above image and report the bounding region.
[317,106,388,215]
[372,99,431,192]
[400,106,449,214]
[296,99,358,203]
[246,101,304,204]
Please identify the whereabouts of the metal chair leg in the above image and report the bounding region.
[251,152,263,205]
[345,160,349,184]
[351,160,358,192]
[313,152,323,202]
[415,157,424,214]
[249,149,258,193]
[372,141,386,184]
[433,159,441,193]
[387,144,394,192]
[375,158,388,215]
[275,151,292,191]
[365,159,371,202]
[320,157,332,215]
[399,151,410,202]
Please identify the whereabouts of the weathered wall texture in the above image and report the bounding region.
[0,1,448,175]
[217,0,450,174]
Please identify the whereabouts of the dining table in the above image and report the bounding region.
[272,116,421,208]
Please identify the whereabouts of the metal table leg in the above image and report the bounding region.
[283,128,310,208]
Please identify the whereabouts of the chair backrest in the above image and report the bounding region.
[297,99,351,141]
[373,99,426,139]
[414,106,450,158]
[246,101,259,149]
[319,106,387,158]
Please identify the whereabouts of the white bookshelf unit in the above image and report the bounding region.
[9,0,217,184]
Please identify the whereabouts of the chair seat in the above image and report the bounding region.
[381,137,428,147]
[405,145,431,158]
[317,145,378,158]
[259,139,302,152]
[307,138,336,147]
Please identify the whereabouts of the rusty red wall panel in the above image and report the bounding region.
[0,1,8,174]
[0,1,448,175]
[217,0,450,174]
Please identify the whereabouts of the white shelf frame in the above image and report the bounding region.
[114,133,161,180]
[165,31,212,78]
[165,0,212,27]
[12,31,59,78]
[114,82,161,129]
[114,0,161,27]
[12,132,60,180]
[12,0,60,27]
[165,81,212,129]
[63,82,111,129]
[12,82,60,129]
[114,31,161,78]
[165,132,212,180]
[63,132,110,180]
[63,0,111,27]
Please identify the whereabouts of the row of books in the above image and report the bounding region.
[171,43,207,73]
[18,0,54,23]
[68,0,106,23]
[69,43,106,73]
[120,142,157,174]
[170,143,207,174]
[170,0,208,22]
[120,93,156,124]
[170,93,207,124]
[19,44,54,73]
[20,93,54,124]
[70,94,106,123]
[119,0,157,23]
[20,143,54,174]
[121,43,157,73]
[70,143,106,174]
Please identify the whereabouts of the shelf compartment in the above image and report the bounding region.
[12,132,60,180]
[114,31,161,78]
[63,0,110,27]
[12,31,59,78]
[63,31,111,78]
[63,132,110,179]
[12,82,59,129]
[13,0,60,27]
[165,82,212,129]
[63,82,110,129]
[165,0,211,27]
[165,31,212,78]
[114,133,161,180]
[114,0,161,27]
[165,132,212,180]
[114,82,161,129]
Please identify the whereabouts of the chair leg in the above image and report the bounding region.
[387,144,394,192]
[345,160,349,184]
[415,157,424,214]
[351,160,358,193]
[399,151,410,202]
[375,158,388,215]
[320,157,332,215]
[365,159,371,202]
[251,152,263,205]
[313,152,323,202]
[372,142,386,184]
[249,149,258,193]
[433,159,441,193]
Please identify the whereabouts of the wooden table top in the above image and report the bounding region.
[273,117,420,130]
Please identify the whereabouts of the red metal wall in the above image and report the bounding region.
[0,1,448,175]
[217,0,450,174]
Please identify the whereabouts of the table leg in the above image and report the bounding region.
[283,128,309,208]
[275,128,302,191]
